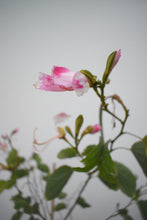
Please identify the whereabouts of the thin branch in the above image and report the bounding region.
[63,174,92,220]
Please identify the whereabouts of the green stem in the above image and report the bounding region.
[63,174,92,220]
[99,104,104,143]
[123,131,142,140]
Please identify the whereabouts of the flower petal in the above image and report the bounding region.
[72,71,90,96]
[34,73,68,91]
[53,66,75,89]
[91,124,101,134]
[54,112,70,125]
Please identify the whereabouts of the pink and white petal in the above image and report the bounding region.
[34,73,67,91]
[53,66,75,88]
[72,72,90,96]
[54,112,71,125]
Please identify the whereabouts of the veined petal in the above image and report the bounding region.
[53,66,75,89]
[34,73,68,91]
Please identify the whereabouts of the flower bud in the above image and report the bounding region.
[57,127,65,138]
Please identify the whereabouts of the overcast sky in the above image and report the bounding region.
[0,0,147,219]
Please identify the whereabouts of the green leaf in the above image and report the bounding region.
[58,192,67,199]
[11,194,31,209]
[54,203,66,211]
[138,200,147,220]
[6,176,16,189]
[45,166,73,200]
[0,176,16,193]
[114,162,136,197]
[131,140,147,177]
[142,135,147,156]
[58,148,77,159]
[38,163,49,173]
[6,149,24,169]
[81,144,102,171]
[13,169,29,178]
[0,180,8,193]
[122,215,134,220]
[29,217,39,220]
[98,143,118,185]
[77,197,90,208]
[82,145,96,156]
[80,70,97,84]
[11,211,23,220]
[32,153,49,173]
[24,203,39,215]
[75,115,83,138]
[99,177,119,190]
[32,153,42,164]
[102,51,116,84]
[73,166,93,173]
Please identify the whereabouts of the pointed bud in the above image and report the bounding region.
[57,127,65,138]
[65,126,73,137]
[102,49,121,84]
[75,115,84,138]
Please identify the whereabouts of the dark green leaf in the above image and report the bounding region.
[6,175,16,189]
[122,215,134,220]
[138,200,147,220]
[77,197,90,208]
[0,180,8,193]
[58,148,77,159]
[73,166,93,173]
[29,217,39,220]
[142,135,147,156]
[38,163,49,173]
[45,166,73,200]
[24,203,39,215]
[13,169,29,178]
[75,115,83,138]
[54,203,66,211]
[131,140,147,177]
[58,192,67,199]
[102,51,116,84]
[11,195,31,209]
[114,162,136,197]
[6,149,24,169]
[11,211,23,220]
[98,143,118,185]
[32,153,42,164]
[99,176,119,190]
[0,176,16,193]
[81,144,102,171]
[82,145,96,156]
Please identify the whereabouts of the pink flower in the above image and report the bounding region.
[91,124,101,134]
[34,66,90,96]
[110,49,121,72]
[54,112,70,125]
[0,142,8,152]
[11,128,19,136]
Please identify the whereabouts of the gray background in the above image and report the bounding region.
[0,0,147,219]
